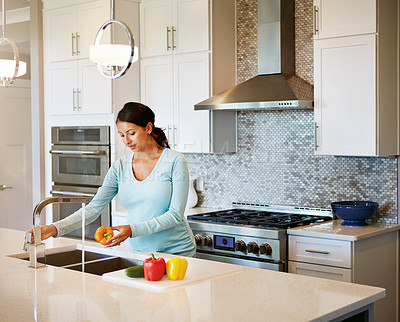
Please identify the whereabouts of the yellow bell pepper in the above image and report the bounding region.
[166,257,188,280]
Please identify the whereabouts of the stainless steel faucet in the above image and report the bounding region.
[24,196,93,268]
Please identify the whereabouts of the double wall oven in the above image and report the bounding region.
[50,126,111,239]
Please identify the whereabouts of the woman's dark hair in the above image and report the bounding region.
[116,102,170,148]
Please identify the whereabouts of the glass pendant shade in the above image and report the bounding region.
[89,0,137,79]
[0,58,26,77]
[89,44,138,67]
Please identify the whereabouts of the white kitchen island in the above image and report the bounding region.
[0,228,384,321]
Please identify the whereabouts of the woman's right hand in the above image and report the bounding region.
[25,224,57,242]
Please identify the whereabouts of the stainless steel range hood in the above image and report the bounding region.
[195,0,313,111]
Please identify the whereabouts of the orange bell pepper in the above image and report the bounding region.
[94,226,113,245]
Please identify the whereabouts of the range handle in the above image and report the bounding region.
[49,150,106,156]
[50,190,96,197]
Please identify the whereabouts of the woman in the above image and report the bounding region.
[28,102,196,257]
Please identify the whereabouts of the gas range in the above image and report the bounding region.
[187,202,333,271]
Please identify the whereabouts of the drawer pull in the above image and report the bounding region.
[305,249,330,255]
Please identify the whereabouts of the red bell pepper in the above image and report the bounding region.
[143,253,166,281]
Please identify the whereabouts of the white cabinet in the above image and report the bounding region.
[141,52,210,152]
[288,235,351,268]
[43,0,113,116]
[288,262,352,282]
[288,235,352,282]
[314,35,376,156]
[45,60,112,115]
[139,0,237,153]
[288,232,399,321]
[140,0,209,58]
[313,0,398,156]
[43,0,141,116]
[313,0,376,39]
[43,1,110,62]
[141,55,174,141]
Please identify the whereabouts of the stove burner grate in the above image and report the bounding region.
[187,209,332,229]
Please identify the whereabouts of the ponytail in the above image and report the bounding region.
[151,126,170,148]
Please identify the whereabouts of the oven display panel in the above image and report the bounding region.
[214,235,235,251]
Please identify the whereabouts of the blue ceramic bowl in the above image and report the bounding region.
[331,201,379,226]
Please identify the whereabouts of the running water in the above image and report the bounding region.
[81,203,87,319]
[81,203,85,272]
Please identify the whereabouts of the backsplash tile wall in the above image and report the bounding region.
[184,0,398,223]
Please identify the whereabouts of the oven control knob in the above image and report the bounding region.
[247,242,259,254]
[204,236,213,247]
[260,243,272,256]
[235,240,246,252]
[194,234,202,246]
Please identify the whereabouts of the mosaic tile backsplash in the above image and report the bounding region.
[184,0,398,223]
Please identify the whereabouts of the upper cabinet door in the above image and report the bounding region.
[314,34,376,156]
[44,0,109,62]
[46,61,78,115]
[140,0,172,57]
[172,0,209,54]
[140,56,174,142]
[78,59,112,114]
[313,0,376,39]
[173,51,210,153]
[44,6,77,62]
[77,1,110,60]
[140,0,209,58]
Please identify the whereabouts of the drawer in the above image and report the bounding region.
[289,236,352,268]
[288,261,352,282]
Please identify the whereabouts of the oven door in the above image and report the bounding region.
[51,185,111,240]
[195,252,285,271]
[50,145,109,186]
[52,126,109,145]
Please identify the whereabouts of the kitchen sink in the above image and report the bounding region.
[63,256,142,275]
[8,245,144,276]
[28,249,111,267]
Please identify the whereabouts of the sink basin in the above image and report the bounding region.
[8,245,144,276]
[64,256,142,275]
[33,249,111,267]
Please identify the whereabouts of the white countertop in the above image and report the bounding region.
[288,219,400,241]
[0,228,385,321]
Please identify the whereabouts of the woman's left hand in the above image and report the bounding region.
[104,225,132,247]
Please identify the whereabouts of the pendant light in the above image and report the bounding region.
[89,0,137,79]
[0,0,27,87]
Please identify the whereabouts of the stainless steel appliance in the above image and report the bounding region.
[187,202,333,271]
[50,126,111,240]
[195,0,313,111]
[50,126,110,186]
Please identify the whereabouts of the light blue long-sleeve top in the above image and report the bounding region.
[53,148,196,257]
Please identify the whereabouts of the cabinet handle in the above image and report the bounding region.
[313,6,319,35]
[172,26,176,50]
[72,33,76,56]
[76,32,80,55]
[305,249,330,255]
[167,27,171,51]
[314,122,319,151]
[73,89,77,110]
[173,125,177,148]
[167,125,172,141]
[77,89,81,110]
